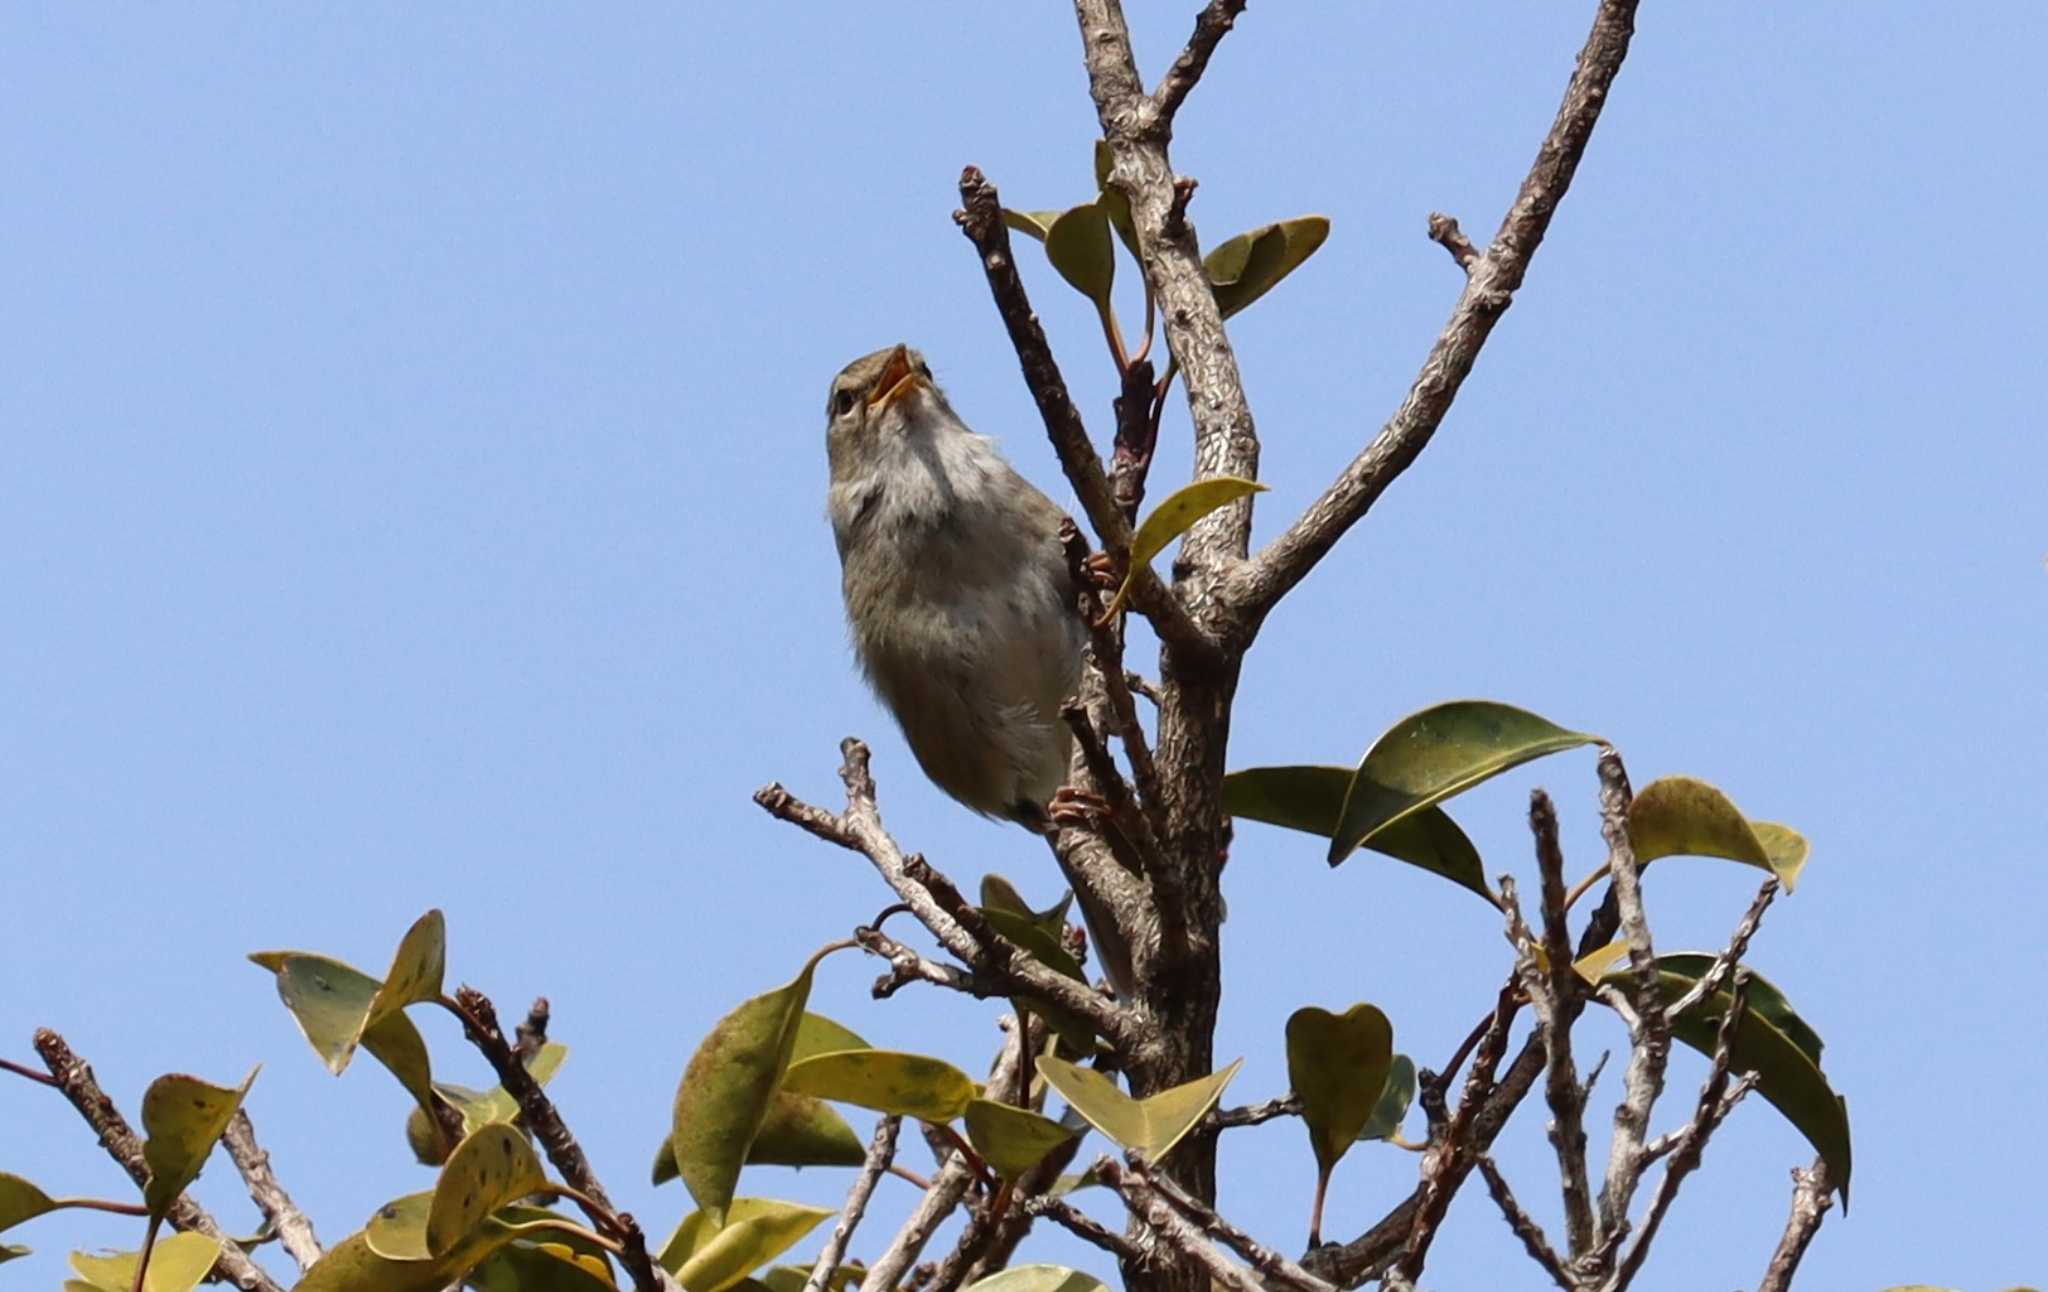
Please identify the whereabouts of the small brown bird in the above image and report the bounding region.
[824,344,1086,830]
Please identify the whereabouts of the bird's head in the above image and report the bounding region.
[824,343,957,483]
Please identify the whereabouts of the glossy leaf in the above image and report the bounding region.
[980,874,1074,944]
[408,1041,568,1165]
[658,1198,834,1292]
[979,907,1098,1054]
[1001,209,1064,243]
[1329,701,1598,864]
[1653,954,1825,1064]
[370,909,448,1017]
[1359,1054,1417,1142]
[964,1098,1081,1181]
[781,1050,976,1123]
[428,1124,547,1256]
[1285,1005,1394,1173]
[1600,955,1850,1201]
[964,1264,1112,1292]
[67,1233,221,1292]
[1222,765,1493,901]
[1044,203,1115,308]
[1204,216,1330,318]
[670,957,823,1228]
[1036,1056,1241,1162]
[471,1238,620,1291]
[0,1173,56,1234]
[760,1264,865,1292]
[311,1198,519,1292]
[655,1014,870,1183]
[1628,776,1809,890]
[1105,476,1268,618]
[140,1067,258,1218]
[252,911,445,1080]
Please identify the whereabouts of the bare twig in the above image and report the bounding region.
[1124,1160,1334,1292]
[1756,1157,1835,1292]
[0,1055,58,1086]
[1475,1155,1573,1291]
[806,1116,902,1292]
[221,1110,321,1273]
[1662,879,1778,1024]
[1020,1194,1147,1264]
[1154,1,1248,121]
[1527,791,1597,1258]
[1229,0,1643,623]
[1093,1160,1265,1292]
[1608,973,1755,1289]
[861,1029,1027,1292]
[32,1030,286,1292]
[1208,1092,1300,1130]
[1425,213,1480,271]
[1593,748,1666,1241]
[445,989,675,1292]
[755,739,1135,1051]
[954,166,1217,665]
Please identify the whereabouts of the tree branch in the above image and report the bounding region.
[1227,0,1643,623]
[1592,748,1667,1241]
[31,1030,286,1292]
[1474,1154,1573,1292]
[756,740,1138,1053]
[805,1116,901,1292]
[1124,1159,1334,1292]
[1526,790,1597,1259]
[1154,1,1248,122]
[1093,1160,1267,1292]
[221,1110,321,1273]
[446,989,675,1292]
[1756,1157,1835,1292]
[954,166,1218,665]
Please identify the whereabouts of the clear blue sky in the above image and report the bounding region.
[4,5,2041,1289]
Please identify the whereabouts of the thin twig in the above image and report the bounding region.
[1662,879,1778,1023]
[1019,1194,1147,1264]
[1093,1159,1266,1292]
[1609,974,1755,1289]
[1527,790,1597,1258]
[445,989,675,1292]
[1425,213,1480,271]
[1593,748,1666,1241]
[1756,1157,1835,1292]
[755,739,1134,1051]
[0,1056,58,1086]
[1475,1155,1573,1291]
[221,1110,322,1273]
[861,1029,1026,1292]
[1208,1092,1301,1130]
[1125,1159,1335,1292]
[32,1030,286,1292]
[1229,0,1644,623]
[806,1116,902,1292]
[1153,0,1248,121]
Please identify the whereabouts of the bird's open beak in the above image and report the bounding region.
[869,344,924,414]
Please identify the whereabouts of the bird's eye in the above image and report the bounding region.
[833,389,857,416]
[915,361,932,379]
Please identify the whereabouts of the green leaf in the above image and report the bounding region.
[1628,776,1809,890]
[1044,203,1115,308]
[1652,954,1825,1064]
[1359,1054,1417,1142]
[759,1265,865,1292]
[964,1098,1082,1181]
[408,1042,568,1165]
[963,1264,1113,1292]
[1002,209,1064,243]
[670,957,824,1229]
[656,1014,871,1184]
[780,1050,976,1123]
[470,1238,620,1291]
[1036,1056,1241,1162]
[365,1191,442,1261]
[67,1233,222,1292]
[980,874,1074,944]
[0,1173,57,1234]
[140,1067,258,1219]
[427,1124,547,1257]
[979,907,1099,1055]
[1329,701,1599,865]
[657,1198,835,1292]
[1222,765,1493,902]
[1285,1005,1394,1174]
[1599,955,1850,1201]
[251,911,445,1080]
[1203,216,1330,318]
[314,1195,524,1292]
[1104,476,1268,618]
